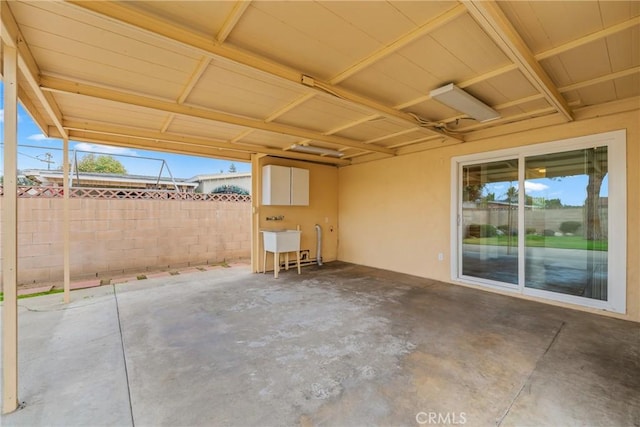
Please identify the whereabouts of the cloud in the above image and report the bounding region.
[0,109,3,123]
[27,133,55,141]
[74,142,138,157]
[525,181,549,192]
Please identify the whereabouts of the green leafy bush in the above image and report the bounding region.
[559,221,581,234]
[211,185,249,195]
[467,224,498,238]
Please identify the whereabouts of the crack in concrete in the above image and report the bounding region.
[113,284,136,427]
[495,321,566,426]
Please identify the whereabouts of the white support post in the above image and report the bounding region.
[63,136,70,303]
[250,153,260,273]
[2,41,19,414]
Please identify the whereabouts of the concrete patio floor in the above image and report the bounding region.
[1,262,638,426]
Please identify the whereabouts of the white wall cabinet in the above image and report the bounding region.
[262,165,309,206]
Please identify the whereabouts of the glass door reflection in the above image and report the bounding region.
[524,148,608,300]
[461,159,519,286]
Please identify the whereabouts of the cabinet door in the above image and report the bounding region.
[262,165,291,205]
[290,167,309,206]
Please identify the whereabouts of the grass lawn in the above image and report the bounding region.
[463,235,608,251]
[0,289,64,302]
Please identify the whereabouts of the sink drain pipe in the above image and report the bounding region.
[315,224,323,266]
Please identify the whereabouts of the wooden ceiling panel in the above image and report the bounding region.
[599,1,640,27]
[318,1,416,45]
[474,69,538,105]
[607,28,640,72]
[334,119,413,142]
[275,96,373,134]
[613,74,640,100]
[390,36,473,87]
[390,1,460,26]
[498,1,603,53]
[32,48,184,100]
[356,52,441,97]
[187,62,306,119]
[228,2,378,80]
[11,1,199,60]
[553,40,614,84]
[168,116,247,140]
[53,94,167,131]
[238,130,299,149]
[337,66,424,107]
[428,14,511,74]
[541,56,574,88]
[509,97,552,115]
[122,1,234,39]
[573,81,618,107]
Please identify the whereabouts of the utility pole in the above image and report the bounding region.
[37,152,55,170]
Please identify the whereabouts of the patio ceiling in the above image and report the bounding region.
[3,1,639,166]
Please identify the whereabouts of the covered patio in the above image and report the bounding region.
[2,264,639,426]
[1,0,639,422]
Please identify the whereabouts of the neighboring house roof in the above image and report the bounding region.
[23,169,198,189]
[186,172,251,182]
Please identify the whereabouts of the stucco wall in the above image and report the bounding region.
[255,157,339,272]
[338,110,639,322]
[0,198,250,286]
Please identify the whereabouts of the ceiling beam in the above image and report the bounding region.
[41,75,394,155]
[535,16,640,61]
[177,56,211,104]
[329,4,466,84]
[1,2,67,138]
[68,1,459,143]
[264,92,316,122]
[365,127,419,144]
[463,1,573,122]
[18,87,49,134]
[60,129,253,163]
[61,120,351,166]
[232,86,317,143]
[323,114,381,136]
[493,94,545,110]
[161,56,211,133]
[216,0,252,43]
[456,106,556,133]
[558,66,640,93]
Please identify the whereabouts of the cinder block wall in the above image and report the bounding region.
[0,198,251,286]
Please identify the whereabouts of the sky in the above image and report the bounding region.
[484,174,608,207]
[0,84,250,180]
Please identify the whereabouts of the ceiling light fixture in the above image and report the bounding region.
[430,83,500,123]
[289,144,344,157]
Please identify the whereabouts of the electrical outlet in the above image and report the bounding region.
[438,252,444,261]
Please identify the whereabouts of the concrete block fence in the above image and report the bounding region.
[0,195,251,288]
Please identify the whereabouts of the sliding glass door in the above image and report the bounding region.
[524,148,608,300]
[453,131,626,313]
[461,159,519,286]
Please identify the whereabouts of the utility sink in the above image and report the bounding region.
[261,230,301,278]
[262,230,301,253]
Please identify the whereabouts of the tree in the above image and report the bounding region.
[585,147,607,240]
[77,154,127,174]
[545,198,563,209]
[228,163,237,173]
